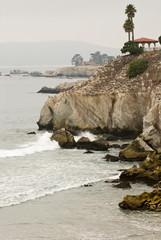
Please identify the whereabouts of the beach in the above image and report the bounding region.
[0,181,160,240]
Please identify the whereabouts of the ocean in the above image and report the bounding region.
[0,66,161,240]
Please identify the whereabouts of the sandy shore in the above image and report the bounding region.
[0,181,161,240]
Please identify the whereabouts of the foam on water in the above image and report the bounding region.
[0,132,59,158]
[74,131,96,142]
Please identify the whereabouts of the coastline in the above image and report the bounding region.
[0,180,160,240]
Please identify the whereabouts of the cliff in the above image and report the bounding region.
[37,52,161,137]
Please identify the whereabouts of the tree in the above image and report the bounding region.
[71,54,83,66]
[89,51,112,65]
[125,4,136,41]
[123,19,134,41]
[158,36,161,45]
[121,41,143,55]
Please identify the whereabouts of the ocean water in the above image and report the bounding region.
[0,70,122,207]
[0,68,161,239]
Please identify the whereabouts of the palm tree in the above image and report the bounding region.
[123,19,134,41]
[125,4,137,41]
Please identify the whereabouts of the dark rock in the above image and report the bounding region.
[105,179,120,183]
[106,135,119,141]
[77,138,109,151]
[112,181,131,189]
[120,144,129,149]
[109,144,121,148]
[83,184,92,187]
[119,190,161,211]
[104,154,119,162]
[83,150,94,154]
[27,131,36,135]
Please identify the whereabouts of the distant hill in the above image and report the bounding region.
[0,40,120,66]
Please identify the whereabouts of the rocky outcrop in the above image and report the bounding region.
[37,52,161,136]
[119,190,161,211]
[120,155,161,186]
[37,80,87,94]
[51,66,99,77]
[10,69,29,74]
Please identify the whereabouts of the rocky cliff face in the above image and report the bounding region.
[37,52,161,137]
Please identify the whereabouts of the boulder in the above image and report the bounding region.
[119,137,155,161]
[119,190,161,211]
[76,138,109,151]
[51,128,76,148]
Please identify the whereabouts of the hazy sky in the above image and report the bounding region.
[0,0,160,48]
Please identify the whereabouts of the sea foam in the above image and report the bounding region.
[0,132,59,158]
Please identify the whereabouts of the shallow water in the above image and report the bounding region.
[0,69,161,239]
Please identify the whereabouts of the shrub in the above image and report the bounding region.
[127,59,148,78]
[121,41,143,55]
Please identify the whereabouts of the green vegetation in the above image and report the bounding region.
[71,51,114,66]
[127,59,148,78]
[71,54,83,66]
[89,51,113,65]
[121,41,143,55]
[159,36,161,45]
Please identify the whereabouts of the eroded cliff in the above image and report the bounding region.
[37,52,161,137]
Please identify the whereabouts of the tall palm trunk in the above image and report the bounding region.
[131,17,134,41]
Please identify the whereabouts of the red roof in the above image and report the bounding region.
[134,37,158,43]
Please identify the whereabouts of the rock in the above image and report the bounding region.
[83,184,92,187]
[30,71,43,77]
[103,154,119,162]
[119,137,155,161]
[53,66,99,78]
[10,69,28,74]
[119,190,161,211]
[51,128,76,148]
[120,144,129,149]
[120,156,161,186]
[37,80,87,94]
[109,144,121,148]
[83,150,94,154]
[38,52,161,136]
[106,135,119,141]
[77,138,109,151]
[112,181,131,189]
[27,131,36,134]
[153,181,161,188]
[105,179,120,183]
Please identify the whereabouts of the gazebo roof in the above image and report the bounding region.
[134,37,158,43]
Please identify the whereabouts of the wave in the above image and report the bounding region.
[74,131,96,142]
[0,132,59,158]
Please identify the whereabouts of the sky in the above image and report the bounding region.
[0,0,160,48]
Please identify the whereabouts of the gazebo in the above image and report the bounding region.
[134,37,158,49]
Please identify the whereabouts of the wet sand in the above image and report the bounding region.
[0,181,161,240]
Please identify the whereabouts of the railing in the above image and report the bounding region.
[144,47,161,52]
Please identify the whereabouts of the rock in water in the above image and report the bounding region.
[51,128,76,148]
[119,190,161,211]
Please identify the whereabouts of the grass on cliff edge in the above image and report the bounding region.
[127,58,149,79]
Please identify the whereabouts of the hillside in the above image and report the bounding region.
[37,51,161,137]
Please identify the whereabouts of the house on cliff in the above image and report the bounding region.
[134,37,160,51]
